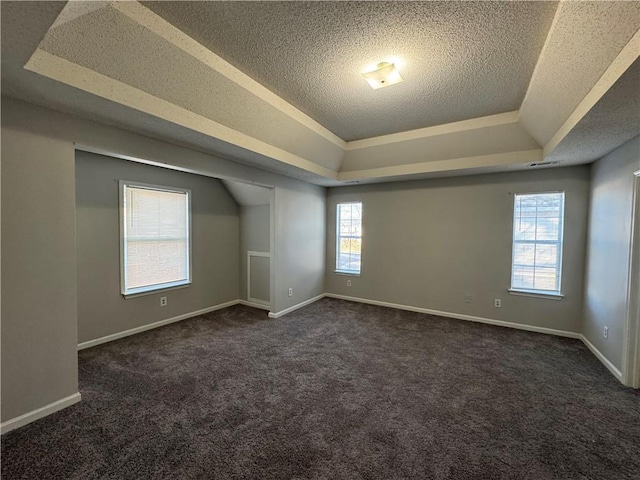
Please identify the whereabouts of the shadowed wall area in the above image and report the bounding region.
[75,150,240,344]
[2,299,639,479]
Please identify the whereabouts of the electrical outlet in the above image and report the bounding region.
[464,294,472,304]
[603,326,608,339]
[160,296,167,307]
[347,280,352,287]
[494,298,502,308]
[288,288,293,297]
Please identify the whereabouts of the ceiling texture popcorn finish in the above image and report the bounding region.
[546,58,640,165]
[141,0,557,140]
[1,1,639,186]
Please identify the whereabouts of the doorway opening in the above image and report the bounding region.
[221,180,273,312]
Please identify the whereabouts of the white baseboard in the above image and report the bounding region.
[326,294,628,382]
[74,293,623,387]
[16,296,618,438]
[579,335,623,380]
[268,294,326,318]
[1,392,81,435]
[238,299,271,311]
[78,300,240,350]
[325,293,581,339]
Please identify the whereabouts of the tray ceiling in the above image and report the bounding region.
[142,1,557,141]
[1,1,639,186]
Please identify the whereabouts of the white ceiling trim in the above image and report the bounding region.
[25,48,338,181]
[12,1,634,186]
[517,2,563,124]
[345,111,521,151]
[338,149,542,182]
[51,1,111,30]
[517,1,640,150]
[543,27,640,158]
[111,1,347,150]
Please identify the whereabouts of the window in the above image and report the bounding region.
[336,202,362,274]
[120,181,191,296]
[510,192,564,295]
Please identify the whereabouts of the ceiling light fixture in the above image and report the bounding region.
[362,62,403,89]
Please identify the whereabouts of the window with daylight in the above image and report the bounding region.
[336,202,362,274]
[120,182,191,296]
[511,192,565,295]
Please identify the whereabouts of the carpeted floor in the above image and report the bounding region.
[2,298,640,479]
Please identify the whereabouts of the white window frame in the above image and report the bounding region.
[335,201,363,275]
[509,191,565,298]
[120,181,192,298]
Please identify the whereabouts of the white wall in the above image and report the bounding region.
[1,96,326,425]
[1,127,79,422]
[326,166,591,334]
[583,136,640,370]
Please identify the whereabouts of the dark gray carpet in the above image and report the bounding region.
[2,298,640,479]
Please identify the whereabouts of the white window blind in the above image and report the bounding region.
[511,192,564,294]
[336,202,362,274]
[121,182,191,296]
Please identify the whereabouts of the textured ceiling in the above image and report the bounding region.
[39,5,345,171]
[520,0,640,147]
[342,121,539,172]
[1,1,638,187]
[0,2,334,185]
[142,1,557,141]
[547,57,640,165]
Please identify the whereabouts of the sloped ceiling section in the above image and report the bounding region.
[546,57,640,165]
[142,0,557,141]
[21,1,640,185]
[341,112,541,177]
[221,180,271,207]
[29,1,343,179]
[519,1,640,156]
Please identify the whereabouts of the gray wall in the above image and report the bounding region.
[583,136,640,369]
[1,96,326,424]
[1,127,79,422]
[275,183,326,311]
[326,166,591,333]
[239,204,270,302]
[76,151,240,343]
[2,97,326,314]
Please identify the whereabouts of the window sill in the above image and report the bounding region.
[334,270,361,277]
[123,282,190,299]
[508,288,564,300]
